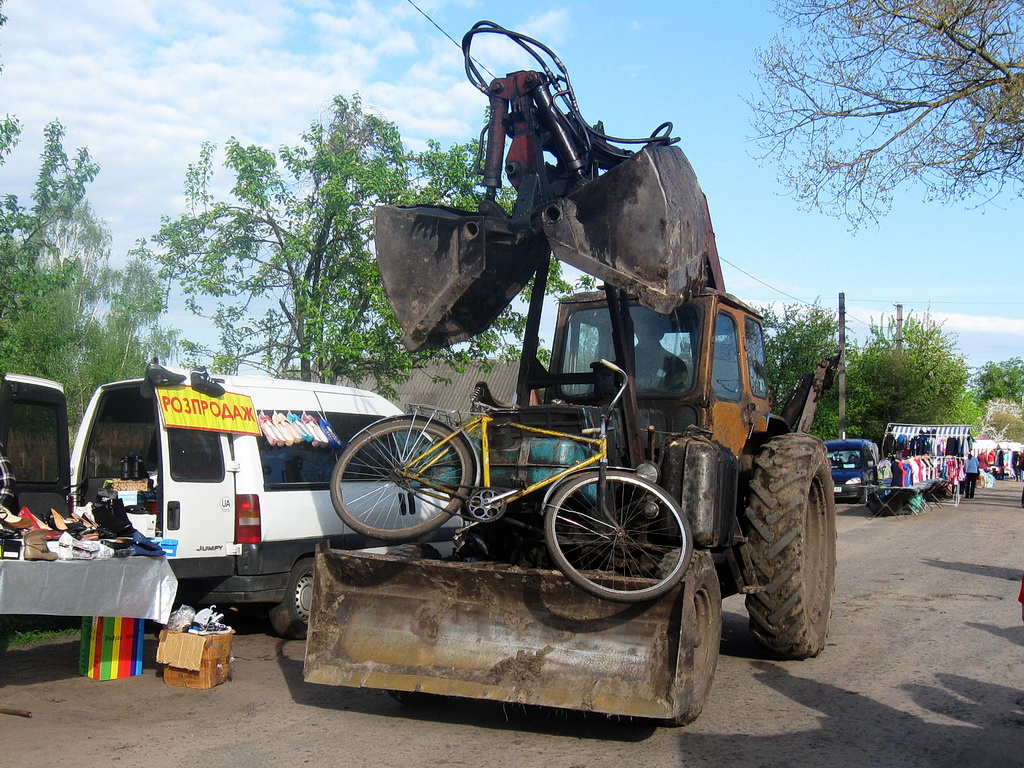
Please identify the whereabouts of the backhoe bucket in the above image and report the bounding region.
[541,145,712,313]
[304,546,702,721]
[374,205,549,352]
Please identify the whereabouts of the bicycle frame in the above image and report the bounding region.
[398,410,605,510]
[398,361,630,520]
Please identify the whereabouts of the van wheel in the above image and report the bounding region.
[269,559,314,640]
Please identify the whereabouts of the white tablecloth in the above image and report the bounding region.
[0,557,178,623]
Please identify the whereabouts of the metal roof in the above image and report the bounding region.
[390,360,519,414]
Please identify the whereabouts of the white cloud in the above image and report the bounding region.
[1,0,493,263]
[929,312,1024,336]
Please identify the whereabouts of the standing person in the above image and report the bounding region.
[964,452,980,499]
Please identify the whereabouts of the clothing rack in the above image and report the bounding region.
[880,423,973,507]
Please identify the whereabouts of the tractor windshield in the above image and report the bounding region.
[557,304,701,399]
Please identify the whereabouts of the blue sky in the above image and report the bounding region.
[2,0,1022,371]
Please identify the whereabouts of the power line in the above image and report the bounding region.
[719,256,809,306]
[403,0,462,50]
[402,0,495,80]
[848,299,1024,306]
[720,256,873,330]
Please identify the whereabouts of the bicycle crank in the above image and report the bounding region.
[465,488,508,522]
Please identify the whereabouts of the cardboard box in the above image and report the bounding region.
[112,478,152,492]
[157,629,233,689]
[79,616,144,680]
[153,538,178,556]
[126,510,157,537]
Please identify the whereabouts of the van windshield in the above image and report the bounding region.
[828,450,863,470]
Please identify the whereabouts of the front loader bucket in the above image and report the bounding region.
[541,145,712,313]
[304,546,702,722]
[374,205,549,352]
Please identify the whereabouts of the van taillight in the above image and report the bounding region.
[235,494,262,544]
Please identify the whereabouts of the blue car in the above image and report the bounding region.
[825,439,880,503]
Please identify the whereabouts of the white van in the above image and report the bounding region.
[71,369,445,638]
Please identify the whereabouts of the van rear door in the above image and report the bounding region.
[0,374,70,517]
[158,422,238,561]
[152,382,265,563]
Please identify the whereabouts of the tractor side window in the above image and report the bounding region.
[712,312,741,401]
[557,308,613,398]
[744,317,769,399]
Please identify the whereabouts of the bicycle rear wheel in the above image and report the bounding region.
[544,469,692,603]
[330,415,474,542]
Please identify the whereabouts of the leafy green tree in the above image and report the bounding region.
[0,1,174,421]
[144,97,565,396]
[5,196,177,423]
[845,313,979,442]
[141,95,411,386]
[973,357,1024,405]
[751,1,1024,223]
[0,121,100,354]
[758,302,840,437]
[0,2,14,162]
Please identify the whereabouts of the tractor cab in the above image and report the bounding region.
[544,289,780,461]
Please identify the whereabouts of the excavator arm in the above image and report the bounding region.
[375,21,721,352]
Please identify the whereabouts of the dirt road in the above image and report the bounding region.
[3,482,1022,768]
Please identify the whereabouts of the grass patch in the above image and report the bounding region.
[0,615,80,650]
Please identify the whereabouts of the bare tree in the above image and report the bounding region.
[750,1,1024,223]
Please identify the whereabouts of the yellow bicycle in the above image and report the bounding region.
[329,361,691,602]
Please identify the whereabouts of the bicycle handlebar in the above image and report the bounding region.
[597,359,629,412]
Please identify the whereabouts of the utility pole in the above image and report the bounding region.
[894,303,904,352]
[838,292,846,440]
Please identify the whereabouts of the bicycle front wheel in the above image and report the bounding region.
[544,469,692,603]
[330,415,475,542]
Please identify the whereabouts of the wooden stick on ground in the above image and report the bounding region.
[0,707,33,718]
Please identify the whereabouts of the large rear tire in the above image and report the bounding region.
[743,434,836,659]
[330,415,474,542]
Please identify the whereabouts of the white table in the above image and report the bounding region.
[0,557,178,623]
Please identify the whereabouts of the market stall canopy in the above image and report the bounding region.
[886,424,973,439]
